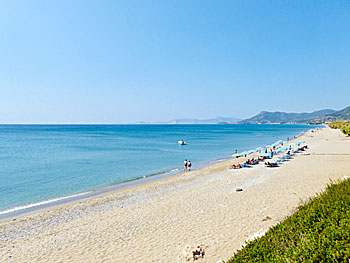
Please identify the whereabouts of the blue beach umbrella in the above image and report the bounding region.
[280,147,288,151]
[279,147,287,152]
[297,140,305,146]
[276,147,287,153]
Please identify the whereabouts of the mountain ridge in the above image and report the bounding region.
[310,106,350,123]
[239,109,336,124]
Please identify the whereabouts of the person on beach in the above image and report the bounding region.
[184,159,188,171]
[188,161,192,171]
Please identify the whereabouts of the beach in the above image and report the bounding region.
[1,126,350,262]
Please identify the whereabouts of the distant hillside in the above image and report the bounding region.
[310,106,350,123]
[156,117,241,124]
[239,109,335,124]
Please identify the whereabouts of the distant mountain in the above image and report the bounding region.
[310,106,350,123]
[156,117,241,124]
[239,109,336,124]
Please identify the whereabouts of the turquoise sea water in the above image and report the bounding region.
[0,124,317,217]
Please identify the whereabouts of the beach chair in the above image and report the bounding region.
[264,161,279,167]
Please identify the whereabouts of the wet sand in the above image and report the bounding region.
[1,126,350,262]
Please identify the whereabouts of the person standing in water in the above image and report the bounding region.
[188,160,192,171]
[184,159,188,171]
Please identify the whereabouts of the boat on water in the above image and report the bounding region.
[178,140,187,145]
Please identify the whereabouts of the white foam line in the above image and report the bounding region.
[0,191,92,216]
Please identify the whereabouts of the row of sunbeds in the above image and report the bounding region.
[265,145,308,167]
[230,145,308,169]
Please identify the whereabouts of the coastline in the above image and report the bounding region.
[0,126,311,221]
[3,126,349,262]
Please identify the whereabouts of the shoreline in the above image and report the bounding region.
[0,127,311,221]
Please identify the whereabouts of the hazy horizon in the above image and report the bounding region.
[1,1,350,124]
[0,107,339,125]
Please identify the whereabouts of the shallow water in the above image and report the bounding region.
[0,124,317,215]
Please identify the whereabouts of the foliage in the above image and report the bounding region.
[329,121,350,136]
[227,179,350,263]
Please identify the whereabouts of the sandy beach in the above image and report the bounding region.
[1,126,350,263]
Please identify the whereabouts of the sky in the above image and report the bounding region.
[1,1,350,123]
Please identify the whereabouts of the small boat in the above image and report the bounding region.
[178,140,187,145]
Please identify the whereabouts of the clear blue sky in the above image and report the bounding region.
[1,1,349,123]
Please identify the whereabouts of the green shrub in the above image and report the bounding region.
[227,179,350,263]
[329,121,350,136]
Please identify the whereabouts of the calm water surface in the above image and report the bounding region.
[0,124,317,214]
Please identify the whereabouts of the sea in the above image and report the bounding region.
[0,124,319,219]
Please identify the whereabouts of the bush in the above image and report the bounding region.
[329,121,350,136]
[227,179,350,263]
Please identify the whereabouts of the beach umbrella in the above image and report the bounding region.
[280,146,288,151]
[277,147,287,153]
[298,140,305,146]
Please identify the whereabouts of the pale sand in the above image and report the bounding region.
[1,127,350,263]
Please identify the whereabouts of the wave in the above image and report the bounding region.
[0,191,92,216]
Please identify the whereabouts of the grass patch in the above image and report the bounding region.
[228,179,350,262]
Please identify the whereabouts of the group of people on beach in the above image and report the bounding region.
[184,159,192,171]
[231,158,259,169]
